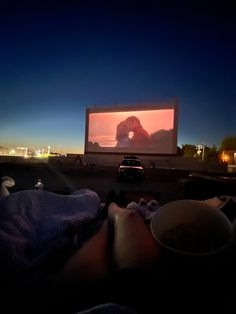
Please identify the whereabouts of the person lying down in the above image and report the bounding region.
[47,199,235,314]
[50,201,161,314]
[0,189,234,314]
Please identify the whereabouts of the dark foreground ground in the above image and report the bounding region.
[0,162,191,205]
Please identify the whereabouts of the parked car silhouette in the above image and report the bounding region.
[117,157,145,182]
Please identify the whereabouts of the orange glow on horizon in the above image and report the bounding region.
[221,153,229,163]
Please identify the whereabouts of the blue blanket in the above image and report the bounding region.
[0,189,101,275]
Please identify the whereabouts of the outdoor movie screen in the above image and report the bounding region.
[85,103,178,155]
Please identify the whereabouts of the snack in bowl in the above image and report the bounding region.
[150,199,233,256]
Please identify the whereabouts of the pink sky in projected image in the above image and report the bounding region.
[89,109,174,147]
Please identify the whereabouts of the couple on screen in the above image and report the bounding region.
[115,116,150,148]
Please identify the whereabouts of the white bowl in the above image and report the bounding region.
[150,199,233,256]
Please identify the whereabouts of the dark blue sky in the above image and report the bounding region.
[0,0,234,153]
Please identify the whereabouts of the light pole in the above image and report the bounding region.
[202,144,205,161]
[196,144,205,161]
[17,147,28,158]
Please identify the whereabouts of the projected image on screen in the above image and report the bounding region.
[86,106,177,154]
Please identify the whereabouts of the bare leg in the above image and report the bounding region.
[59,202,160,286]
[108,202,160,271]
[40,220,112,313]
[60,220,111,287]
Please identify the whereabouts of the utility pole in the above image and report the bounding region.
[17,147,28,158]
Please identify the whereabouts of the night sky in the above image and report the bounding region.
[0,0,234,153]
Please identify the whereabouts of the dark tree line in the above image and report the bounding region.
[177,136,236,162]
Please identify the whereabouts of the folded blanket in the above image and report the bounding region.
[0,189,101,276]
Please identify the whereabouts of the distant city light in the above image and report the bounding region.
[0,144,56,158]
